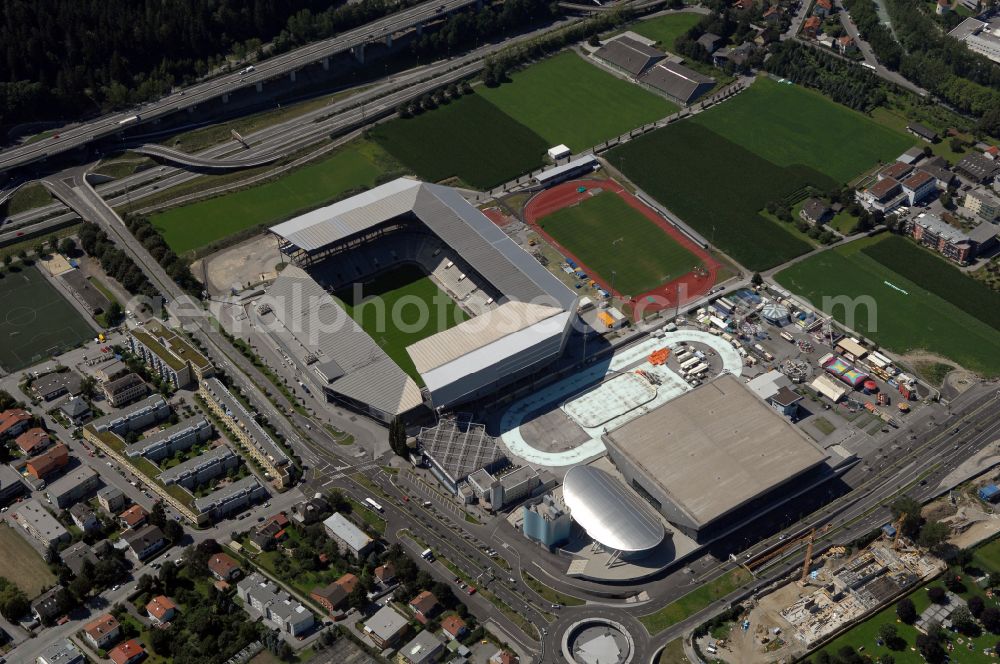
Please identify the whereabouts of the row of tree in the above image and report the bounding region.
[123,214,201,295]
[766,40,890,112]
[78,222,158,298]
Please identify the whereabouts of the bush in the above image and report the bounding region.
[896,597,917,624]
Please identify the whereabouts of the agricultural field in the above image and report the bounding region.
[334,264,468,383]
[478,51,676,152]
[0,265,95,372]
[536,190,702,296]
[370,92,548,189]
[0,524,58,597]
[775,236,1000,377]
[150,140,399,255]
[607,121,816,271]
[630,12,703,51]
[695,77,914,182]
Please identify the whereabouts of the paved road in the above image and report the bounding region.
[0,0,482,174]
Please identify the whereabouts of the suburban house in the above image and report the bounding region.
[0,409,32,438]
[109,639,146,664]
[32,586,65,624]
[208,552,243,582]
[70,503,100,532]
[363,605,410,649]
[442,614,468,641]
[310,573,360,615]
[291,494,329,525]
[813,0,833,16]
[697,32,723,53]
[490,650,519,664]
[397,630,446,664]
[123,524,167,561]
[98,486,127,513]
[146,595,178,625]
[375,561,397,586]
[59,397,92,425]
[799,198,833,224]
[119,504,149,529]
[836,36,856,54]
[15,427,51,456]
[61,541,101,576]
[802,16,821,37]
[408,591,441,625]
[83,613,121,650]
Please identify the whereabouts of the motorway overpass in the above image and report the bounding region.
[132,144,281,171]
[0,0,481,175]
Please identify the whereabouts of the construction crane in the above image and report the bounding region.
[892,515,905,550]
[801,528,816,584]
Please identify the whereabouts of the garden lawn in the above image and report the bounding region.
[640,568,752,635]
[334,264,468,384]
[630,12,703,50]
[694,77,914,182]
[149,140,399,254]
[536,190,703,296]
[478,51,676,152]
[607,121,816,271]
[775,236,1000,377]
[369,92,547,189]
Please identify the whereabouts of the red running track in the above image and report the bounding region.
[523,179,720,319]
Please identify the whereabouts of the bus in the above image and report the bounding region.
[364,498,384,513]
[680,357,700,372]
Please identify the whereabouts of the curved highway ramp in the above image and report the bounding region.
[134,144,280,172]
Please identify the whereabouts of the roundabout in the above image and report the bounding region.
[561,618,636,664]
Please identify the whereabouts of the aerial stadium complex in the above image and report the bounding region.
[264,178,577,423]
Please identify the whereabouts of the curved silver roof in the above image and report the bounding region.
[563,466,666,553]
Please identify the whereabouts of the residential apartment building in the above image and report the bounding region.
[199,378,290,488]
[0,465,26,505]
[122,524,167,561]
[966,189,1000,222]
[25,442,69,480]
[363,605,410,649]
[159,445,240,489]
[128,321,214,388]
[0,408,31,438]
[192,475,268,522]
[123,417,213,461]
[46,466,101,509]
[237,572,314,636]
[102,373,148,408]
[84,394,170,440]
[323,513,374,557]
[907,212,1000,264]
[13,499,70,549]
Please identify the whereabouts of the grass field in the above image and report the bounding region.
[5,182,53,216]
[0,265,94,371]
[640,567,752,635]
[775,236,1000,376]
[334,264,468,383]
[478,51,676,153]
[630,13,703,50]
[694,78,914,183]
[370,92,547,189]
[607,121,817,271]
[0,524,58,597]
[150,140,399,255]
[536,190,702,296]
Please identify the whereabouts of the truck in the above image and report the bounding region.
[117,115,140,126]
[421,549,435,561]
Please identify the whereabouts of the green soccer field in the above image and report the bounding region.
[0,266,95,371]
[478,51,677,153]
[369,93,548,190]
[630,13,703,51]
[775,236,1000,377]
[536,191,702,297]
[334,264,468,384]
[607,121,818,271]
[694,77,914,182]
[150,140,399,255]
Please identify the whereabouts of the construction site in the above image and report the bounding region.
[700,532,943,664]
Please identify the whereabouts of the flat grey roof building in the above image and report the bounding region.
[364,605,410,644]
[192,474,267,515]
[638,61,715,104]
[88,394,169,434]
[323,512,374,555]
[159,445,238,486]
[31,371,83,400]
[603,373,828,532]
[36,638,85,664]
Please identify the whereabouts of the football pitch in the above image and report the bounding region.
[775,236,1000,377]
[369,93,548,189]
[334,264,468,384]
[151,140,398,255]
[0,266,94,372]
[478,51,676,153]
[536,190,703,297]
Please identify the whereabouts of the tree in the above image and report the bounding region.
[918,521,949,550]
[896,597,917,624]
[588,33,600,46]
[163,519,183,545]
[949,137,965,153]
[915,633,946,664]
[982,606,1000,633]
[388,416,408,457]
[149,501,166,528]
[105,300,123,325]
[943,569,964,593]
[159,561,178,592]
[59,237,76,255]
[890,496,923,539]
[878,623,902,649]
[950,605,978,636]
[927,585,946,604]
[148,627,172,656]
[968,594,984,618]
[751,272,763,287]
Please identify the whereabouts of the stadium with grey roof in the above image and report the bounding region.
[266,178,577,423]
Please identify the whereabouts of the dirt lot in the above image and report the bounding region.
[194,233,282,296]
[0,523,57,598]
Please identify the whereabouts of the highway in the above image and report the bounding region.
[0,0,482,174]
[131,143,282,171]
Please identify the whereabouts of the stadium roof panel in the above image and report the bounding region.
[263,265,423,416]
[563,465,666,553]
[406,301,564,374]
[603,373,828,529]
